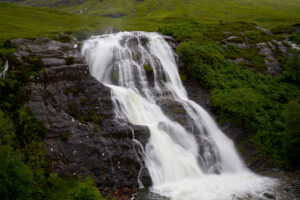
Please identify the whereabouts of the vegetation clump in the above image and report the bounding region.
[68,102,104,124]
[0,43,104,199]
[161,22,300,167]
[65,56,76,65]
[143,64,153,73]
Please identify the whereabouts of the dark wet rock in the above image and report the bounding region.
[263,192,276,199]
[42,57,66,67]
[12,38,152,193]
[134,188,168,200]
[11,38,85,66]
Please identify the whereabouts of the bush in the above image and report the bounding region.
[0,109,15,147]
[56,34,72,43]
[211,87,266,128]
[0,148,34,200]
[289,33,300,44]
[73,177,103,200]
[65,56,76,65]
[281,100,300,165]
[18,107,47,146]
[283,51,300,84]
[161,22,300,167]
[73,28,92,41]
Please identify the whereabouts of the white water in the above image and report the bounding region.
[0,60,8,80]
[82,32,277,200]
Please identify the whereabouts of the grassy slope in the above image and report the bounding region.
[0,2,111,41]
[18,0,300,28]
[2,0,300,42]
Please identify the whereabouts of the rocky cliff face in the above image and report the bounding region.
[11,38,151,194]
[9,34,299,199]
[9,36,271,190]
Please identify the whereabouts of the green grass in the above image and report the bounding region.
[1,0,300,43]
[160,22,300,167]
[13,0,300,28]
[0,2,117,42]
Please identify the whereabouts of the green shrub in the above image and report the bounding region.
[56,34,72,43]
[73,177,103,200]
[18,107,47,146]
[65,56,76,65]
[288,34,300,44]
[283,51,300,84]
[22,54,43,73]
[143,64,153,73]
[162,22,300,167]
[0,148,34,200]
[68,102,79,119]
[60,132,69,142]
[281,100,300,165]
[80,111,104,124]
[211,88,266,127]
[65,87,80,96]
[0,109,15,147]
[73,28,92,41]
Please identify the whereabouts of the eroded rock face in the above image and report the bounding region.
[11,38,151,193]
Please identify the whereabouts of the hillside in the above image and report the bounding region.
[0,2,93,41]
[4,0,300,28]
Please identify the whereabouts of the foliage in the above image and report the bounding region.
[288,33,300,44]
[69,102,103,124]
[0,109,104,200]
[281,100,300,164]
[283,51,300,84]
[56,34,72,43]
[164,22,300,167]
[0,148,34,200]
[143,64,153,73]
[73,28,92,41]
[73,177,102,200]
[0,109,15,147]
[65,56,76,65]
[18,107,47,146]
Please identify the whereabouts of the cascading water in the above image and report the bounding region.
[0,60,8,80]
[82,32,277,200]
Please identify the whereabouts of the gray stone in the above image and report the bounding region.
[255,26,273,35]
[257,42,281,76]
[11,38,152,194]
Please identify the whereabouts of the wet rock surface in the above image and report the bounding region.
[11,38,152,194]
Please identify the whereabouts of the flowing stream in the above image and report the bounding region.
[82,32,277,200]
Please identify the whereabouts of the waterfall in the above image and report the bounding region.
[0,60,8,80]
[82,32,277,200]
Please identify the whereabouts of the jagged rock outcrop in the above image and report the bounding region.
[11,38,152,194]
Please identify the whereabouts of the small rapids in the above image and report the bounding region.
[82,31,277,200]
